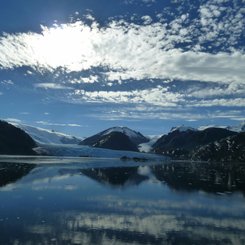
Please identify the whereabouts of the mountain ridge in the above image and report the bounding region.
[9,122,82,145]
[80,126,149,151]
[1,120,244,161]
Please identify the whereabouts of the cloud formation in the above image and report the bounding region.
[34,83,72,90]
[73,87,183,106]
[0,6,244,84]
[0,0,244,125]
[36,121,85,127]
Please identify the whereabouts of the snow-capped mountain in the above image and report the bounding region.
[81,126,149,150]
[198,125,227,131]
[198,121,245,133]
[91,131,139,152]
[100,127,149,145]
[1,121,167,160]
[170,126,197,133]
[9,122,82,145]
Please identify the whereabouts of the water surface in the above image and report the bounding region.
[0,157,245,245]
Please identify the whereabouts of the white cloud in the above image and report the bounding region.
[198,0,245,47]
[36,121,84,127]
[187,83,245,98]
[70,75,99,84]
[231,117,245,121]
[124,0,155,4]
[104,50,245,83]
[0,14,244,84]
[88,104,244,122]
[34,83,72,90]
[0,79,14,86]
[4,118,22,123]
[191,98,245,107]
[73,87,184,106]
[0,1,244,120]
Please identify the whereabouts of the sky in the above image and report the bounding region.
[0,0,244,137]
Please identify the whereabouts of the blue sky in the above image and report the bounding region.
[0,0,244,137]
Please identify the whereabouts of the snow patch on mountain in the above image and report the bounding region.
[102,127,146,140]
[170,126,197,133]
[198,121,245,132]
[9,123,82,145]
[138,135,162,153]
[198,125,227,131]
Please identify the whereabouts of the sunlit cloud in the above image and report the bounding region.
[23,194,245,244]
[4,118,22,123]
[0,0,244,126]
[70,75,99,84]
[72,87,183,106]
[190,98,245,107]
[187,83,245,99]
[0,12,244,84]
[36,121,85,127]
[34,83,72,90]
[89,106,245,122]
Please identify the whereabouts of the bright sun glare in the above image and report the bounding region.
[29,22,99,71]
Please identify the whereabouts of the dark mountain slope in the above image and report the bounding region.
[151,161,245,194]
[81,126,149,146]
[153,127,237,159]
[90,131,139,152]
[191,132,245,162]
[0,120,37,155]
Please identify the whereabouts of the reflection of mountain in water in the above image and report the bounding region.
[152,162,245,194]
[0,162,35,187]
[59,162,245,194]
[58,165,150,188]
[1,160,245,245]
[81,167,149,187]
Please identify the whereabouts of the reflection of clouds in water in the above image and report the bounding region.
[65,213,181,235]
[30,174,72,185]
[2,163,245,244]
[3,193,245,245]
[22,208,245,245]
[27,225,54,235]
[22,194,245,244]
[137,166,155,180]
[31,184,78,191]
[90,195,245,218]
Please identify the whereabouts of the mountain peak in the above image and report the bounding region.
[81,126,149,150]
[170,125,197,133]
[102,126,146,140]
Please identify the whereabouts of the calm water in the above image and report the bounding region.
[0,158,245,245]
